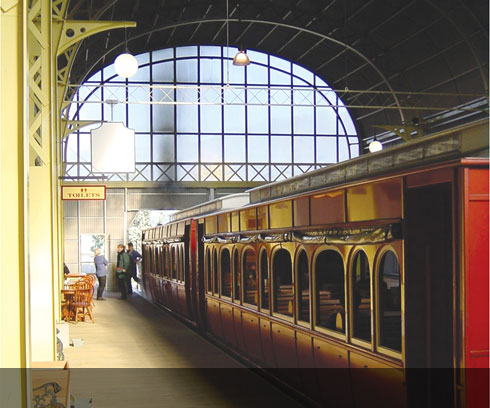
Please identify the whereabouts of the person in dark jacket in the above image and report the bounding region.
[116,244,131,299]
[94,248,108,300]
[126,242,142,294]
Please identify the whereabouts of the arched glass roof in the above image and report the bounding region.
[64,46,359,182]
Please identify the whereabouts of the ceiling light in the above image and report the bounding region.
[369,139,383,153]
[233,50,250,66]
[114,53,138,79]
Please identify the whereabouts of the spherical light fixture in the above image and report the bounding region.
[114,53,138,78]
[369,139,383,153]
[233,50,251,66]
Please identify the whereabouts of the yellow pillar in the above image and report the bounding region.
[0,0,29,406]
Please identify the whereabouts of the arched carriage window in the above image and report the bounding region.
[213,248,219,294]
[272,249,293,318]
[315,250,345,333]
[206,247,211,292]
[351,251,371,342]
[260,249,269,310]
[179,246,185,282]
[221,248,231,297]
[243,249,257,306]
[233,249,240,302]
[297,250,310,323]
[378,251,401,352]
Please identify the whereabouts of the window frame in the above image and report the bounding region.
[271,246,294,323]
[349,248,373,350]
[312,246,347,341]
[375,245,403,360]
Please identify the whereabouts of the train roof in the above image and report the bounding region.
[248,119,489,204]
[168,192,250,223]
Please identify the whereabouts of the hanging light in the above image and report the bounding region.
[369,137,383,153]
[114,53,138,78]
[233,50,250,66]
[114,28,139,78]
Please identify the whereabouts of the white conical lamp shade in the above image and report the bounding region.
[114,53,139,78]
[369,139,383,153]
[233,50,250,66]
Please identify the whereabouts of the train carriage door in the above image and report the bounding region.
[404,182,454,407]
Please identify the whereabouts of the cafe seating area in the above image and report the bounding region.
[61,274,96,323]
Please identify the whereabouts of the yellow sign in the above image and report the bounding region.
[62,185,106,200]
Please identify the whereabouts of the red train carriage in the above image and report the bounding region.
[142,119,489,408]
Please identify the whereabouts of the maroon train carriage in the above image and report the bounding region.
[141,119,489,408]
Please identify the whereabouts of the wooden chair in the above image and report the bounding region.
[72,281,94,323]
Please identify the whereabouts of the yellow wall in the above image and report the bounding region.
[1,1,29,406]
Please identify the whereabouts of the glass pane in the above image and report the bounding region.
[128,87,150,132]
[294,136,314,163]
[246,64,268,85]
[270,55,291,73]
[176,59,197,82]
[248,136,269,163]
[316,107,338,134]
[271,136,291,163]
[176,104,198,132]
[270,106,292,134]
[317,137,337,164]
[247,106,268,133]
[352,251,371,342]
[200,46,221,57]
[339,137,350,162]
[379,251,401,352]
[273,249,293,317]
[243,249,257,305]
[206,249,211,292]
[339,107,357,135]
[153,104,175,132]
[221,249,231,297]
[65,134,78,162]
[200,104,222,133]
[128,65,150,82]
[152,61,174,82]
[152,48,174,62]
[176,46,197,58]
[247,50,268,64]
[233,250,240,302]
[200,59,222,83]
[201,134,222,162]
[153,134,175,162]
[213,249,218,294]
[270,68,291,85]
[293,107,314,134]
[315,250,345,333]
[297,251,310,323]
[260,250,269,310]
[224,105,245,133]
[224,135,245,163]
[293,64,314,84]
[177,134,198,162]
[79,133,91,162]
[135,133,150,161]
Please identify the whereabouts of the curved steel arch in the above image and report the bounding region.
[78,18,405,123]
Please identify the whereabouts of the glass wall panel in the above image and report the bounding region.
[317,137,338,164]
[177,134,198,162]
[153,134,175,162]
[153,61,174,82]
[201,134,222,162]
[271,136,291,163]
[201,104,222,133]
[224,135,245,163]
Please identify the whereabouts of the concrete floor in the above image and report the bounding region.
[63,292,306,407]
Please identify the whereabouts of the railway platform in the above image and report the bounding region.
[63,292,306,408]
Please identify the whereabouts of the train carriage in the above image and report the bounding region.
[142,119,489,408]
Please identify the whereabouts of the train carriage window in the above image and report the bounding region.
[351,251,371,342]
[297,250,310,323]
[164,246,169,278]
[233,249,241,302]
[160,246,165,277]
[156,246,161,277]
[221,248,231,297]
[206,247,211,292]
[180,246,185,283]
[260,249,269,310]
[243,249,257,306]
[315,250,345,333]
[172,246,177,280]
[213,248,219,294]
[378,251,401,352]
[272,249,293,318]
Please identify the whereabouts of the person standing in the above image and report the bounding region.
[94,248,108,300]
[126,242,142,294]
[116,244,130,299]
